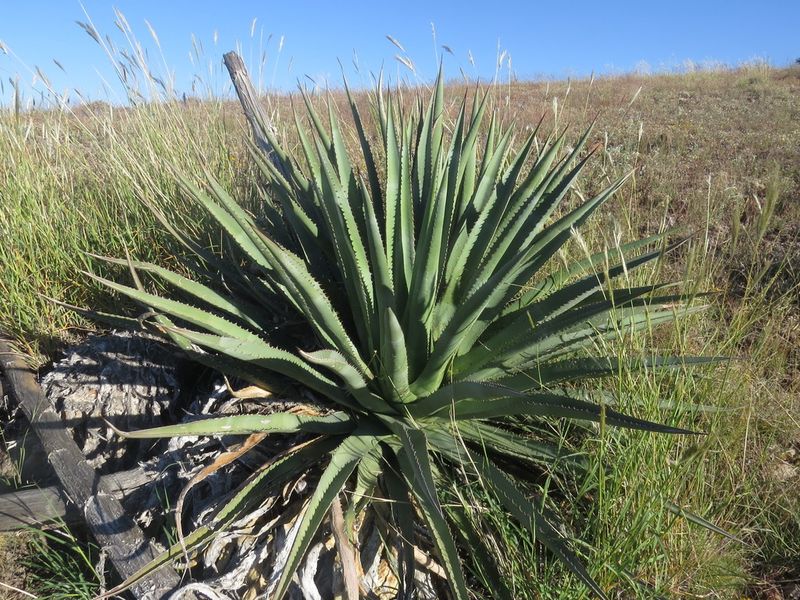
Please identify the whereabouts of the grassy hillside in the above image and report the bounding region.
[0,64,798,597]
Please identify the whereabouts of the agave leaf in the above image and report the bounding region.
[108,411,355,439]
[271,432,381,600]
[344,79,383,221]
[44,296,142,331]
[175,173,274,274]
[470,451,609,600]
[247,140,326,267]
[393,103,417,311]
[85,273,263,342]
[480,130,567,268]
[175,344,289,396]
[511,239,686,327]
[454,420,588,471]
[441,126,515,305]
[444,494,515,600]
[501,355,726,389]
[88,254,264,329]
[327,100,353,187]
[453,88,489,220]
[482,234,684,346]
[301,348,393,413]
[449,392,696,434]
[299,88,333,153]
[458,286,704,379]
[294,106,324,187]
[503,304,709,377]
[404,137,453,374]
[380,454,416,598]
[361,177,395,353]
[250,228,371,377]
[380,306,413,402]
[313,133,376,351]
[506,230,681,312]
[384,99,401,286]
[156,327,350,405]
[414,172,634,395]
[411,380,515,417]
[393,426,470,600]
[344,443,384,535]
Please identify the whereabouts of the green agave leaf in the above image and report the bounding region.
[327,100,354,187]
[344,79,383,222]
[250,229,371,378]
[312,133,377,352]
[361,177,396,358]
[344,443,384,535]
[392,426,470,600]
[86,273,263,343]
[299,88,334,153]
[44,296,142,331]
[380,306,413,402]
[108,411,355,439]
[175,173,274,275]
[441,126,515,307]
[506,229,680,313]
[156,327,350,405]
[175,344,289,395]
[271,432,381,600]
[458,288,705,379]
[501,355,726,389]
[413,171,635,395]
[411,380,515,417]
[516,243,682,326]
[449,392,696,434]
[454,420,588,471]
[380,454,417,598]
[453,88,489,221]
[88,254,264,330]
[504,304,709,376]
[300,348,394,413]
[470,451,609,600]
[246,140,326,268]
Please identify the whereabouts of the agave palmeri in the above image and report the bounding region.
[91,71,713,599]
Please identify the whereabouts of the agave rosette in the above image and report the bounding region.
[91,72,713,599]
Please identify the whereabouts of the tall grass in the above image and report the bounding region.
[0,99,252,358]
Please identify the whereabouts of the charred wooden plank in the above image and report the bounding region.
[0,337,180,599]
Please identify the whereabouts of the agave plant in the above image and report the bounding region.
[89,71,712,599]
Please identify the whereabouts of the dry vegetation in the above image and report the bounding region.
[0,63,798,598]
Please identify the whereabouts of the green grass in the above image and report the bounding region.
[0,35,798,598]
[21,525,102,599]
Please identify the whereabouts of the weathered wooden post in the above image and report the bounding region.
[222,51,288,178]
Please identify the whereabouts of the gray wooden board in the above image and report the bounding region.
[0,337,180,599]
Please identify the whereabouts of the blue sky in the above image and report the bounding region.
[0,1,797,105]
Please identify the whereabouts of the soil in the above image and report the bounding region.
[0,531,33,599]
